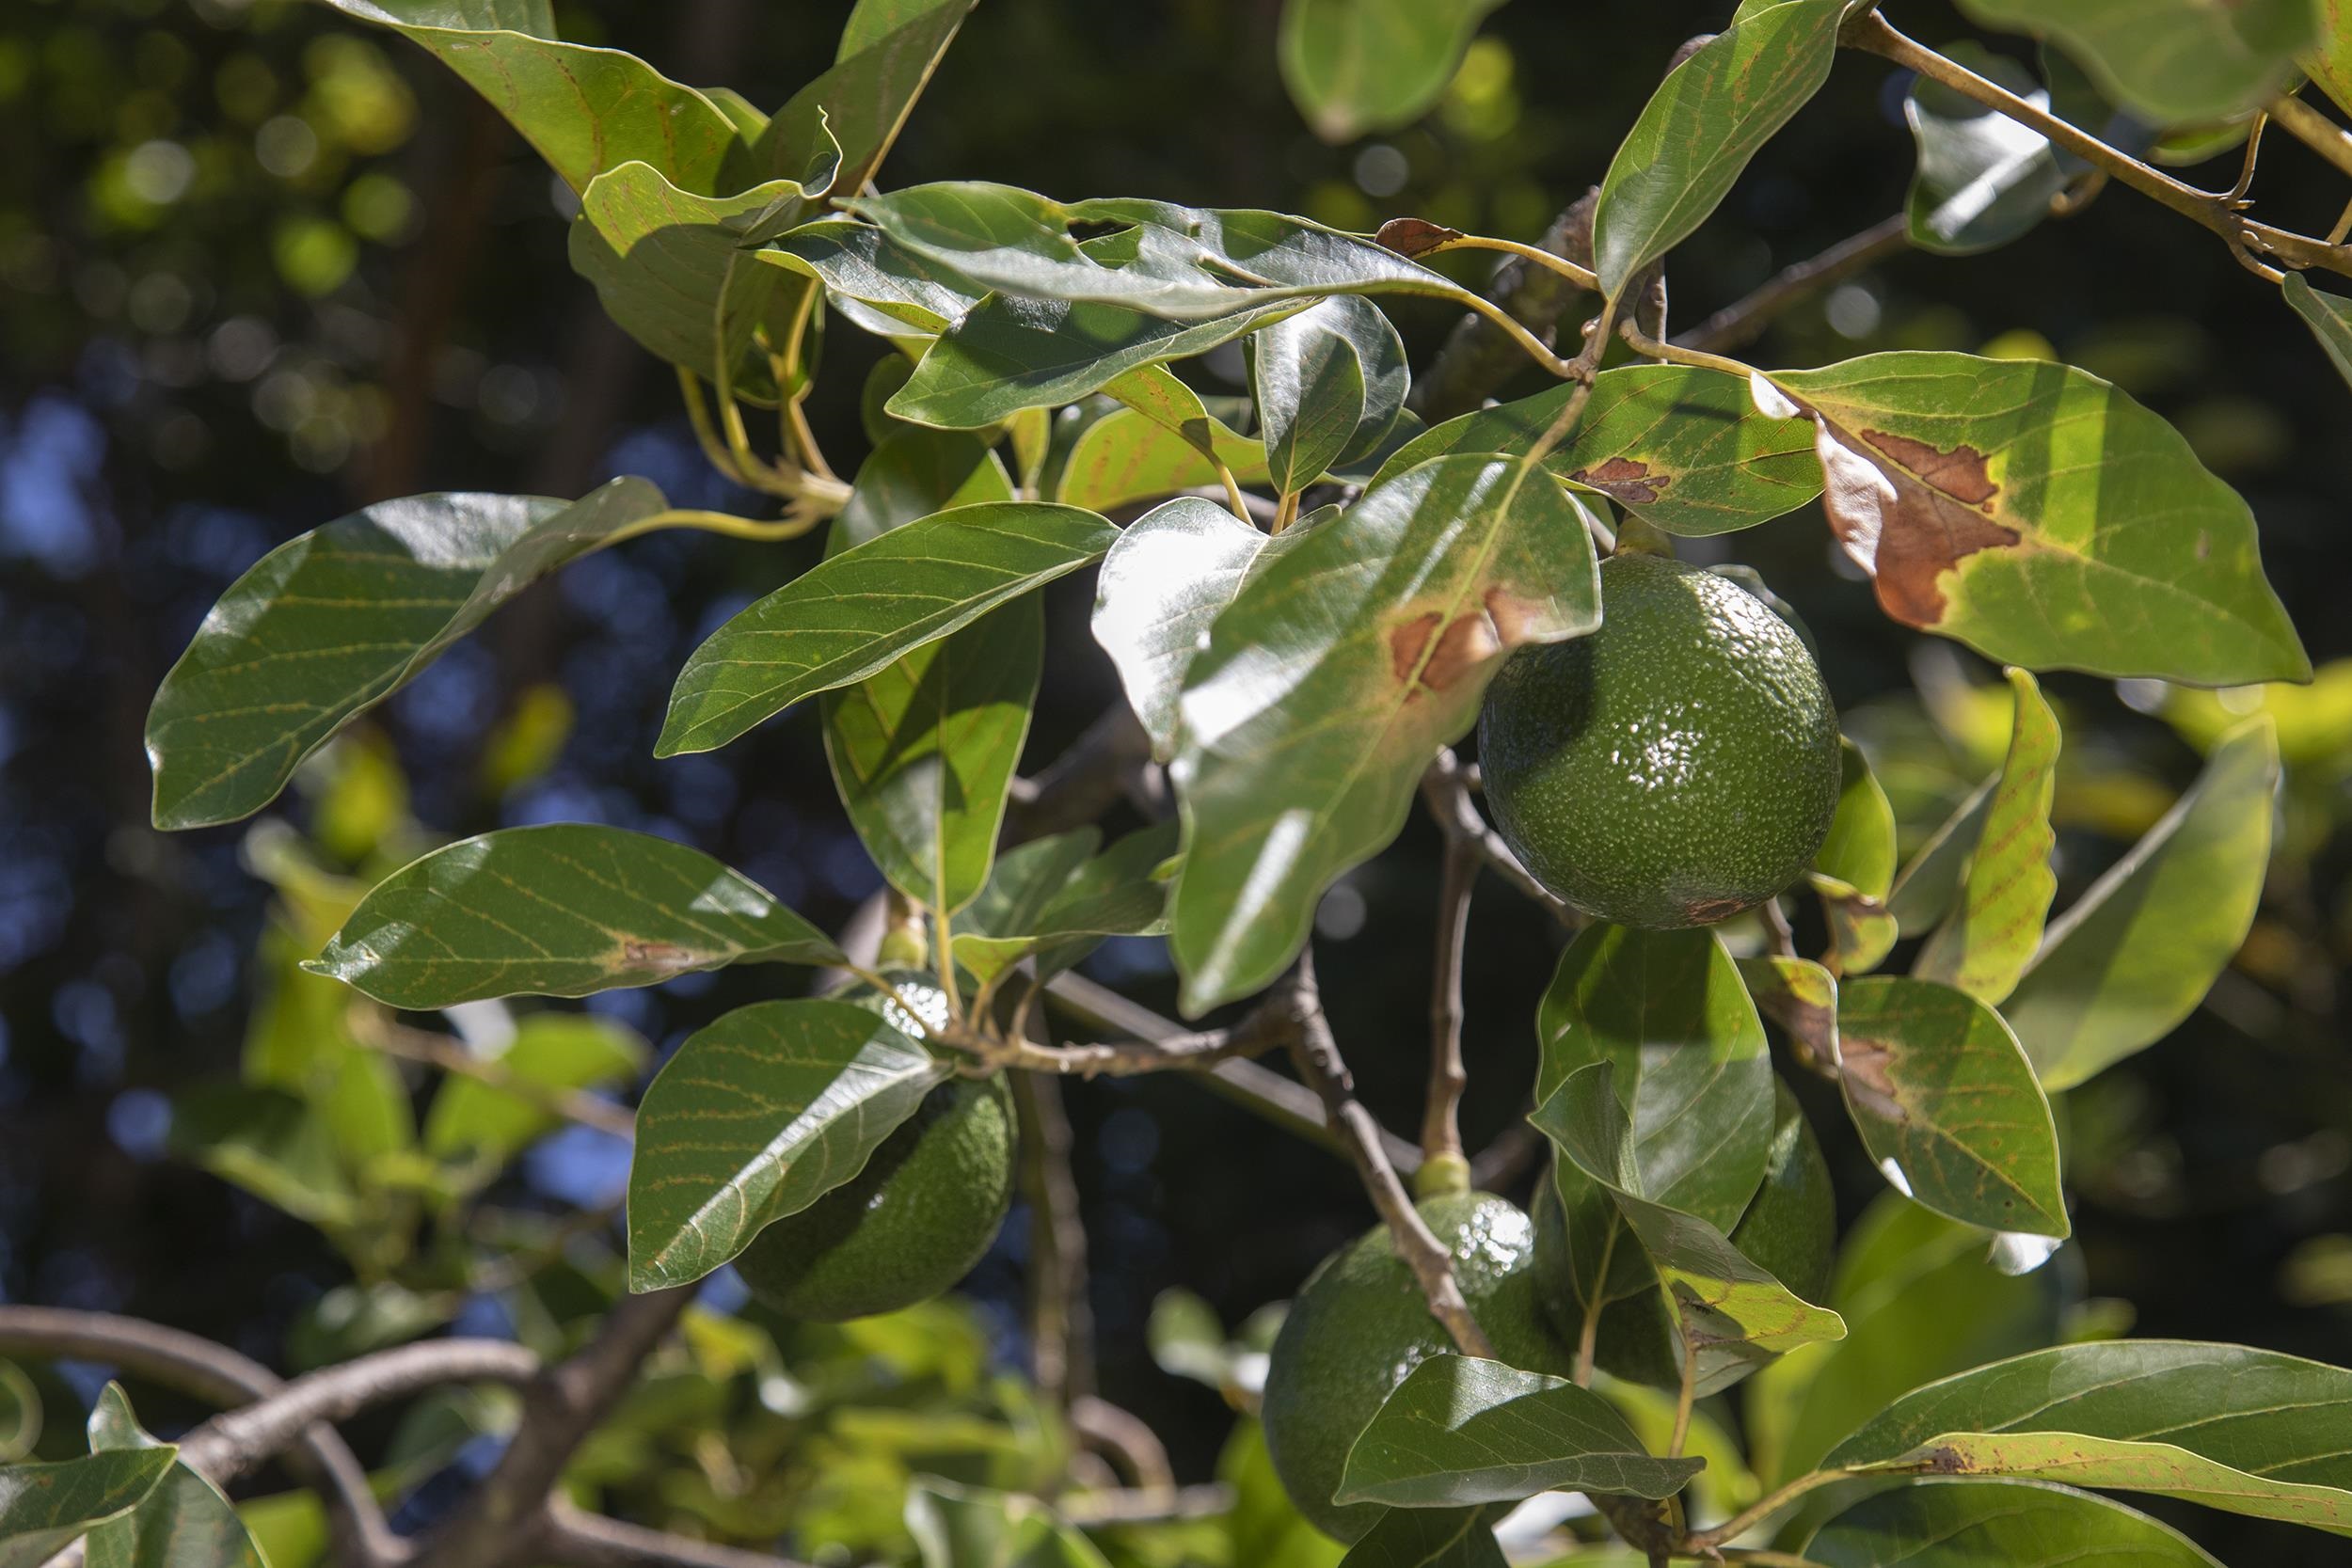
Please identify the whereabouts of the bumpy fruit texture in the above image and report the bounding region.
[735,971,1013,1323]
[1532,1077,1834,1388]
[1260,1192,1577,1542]
[1479,552,1842,929]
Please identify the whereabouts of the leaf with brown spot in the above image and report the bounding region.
[1810,872,1898,977]
[1379,364,1820,536]
[1836,974,2068,1237]
[1738,954,1839,1075]
[1168,454,1599,1013]
[1375,216,1465,258]
[1764,353,2309,685]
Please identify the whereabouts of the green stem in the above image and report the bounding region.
[1685,1468,1854,1551]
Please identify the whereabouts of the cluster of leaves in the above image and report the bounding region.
[16,0,2352,1565]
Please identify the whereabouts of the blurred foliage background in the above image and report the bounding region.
[3,0,2351,1561]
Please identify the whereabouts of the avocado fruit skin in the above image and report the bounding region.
[735,972,1012,1323]
[1480,552,1841,930]
[1531,1078,1834,1387]
[1260,1191,1578,1542]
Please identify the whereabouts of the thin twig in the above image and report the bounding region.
[540,1502,814,1568]
[2270,93,2352,182]
[1686,1468,1855,1551]
[1068,1396,1174,1494]
[351,1010,637,1139]
[1411,191,1598,423]
[1422,833,1476,1172]
[1057,1483,1232,1526]
[1421,749,1573,922]
[1675,214,1910,354]
[960,981,1305,1078]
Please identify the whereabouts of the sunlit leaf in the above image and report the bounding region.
[1738,954,1839,1070]
[660,502,1118,756]
[2284,272,2352,396]
[761,217,988,337]
[422,1014,646,1164]
[1805,1480,2222,1567]
[1252,297,1407,495]
[310,825,841,1007]
[0,1449,175,1568]
[1817,739,1898,900]
[1762,353,2308,685]
[1886,777,1996,938]
[149,480,669,830]
[906,1480,1114,1568]
[1912,669,2059,1004]
[627,1000,948,1290]
[951,821,1175,987]
[1279,0,1507,143]
[85,1386,262,1568]
[1960,0,2317,124]
[1812,873,1899,977]
[749,0,970,204]
[1835,975,2068,1237]
[2003,717,2279,1088]
[1904,44,2065,255]
[1336,1355,1702,1507]
[1169,455,1599,1013]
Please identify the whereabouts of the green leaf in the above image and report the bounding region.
[1960,0,2317,124]
[627,999,949,1290]
[1376,365,1820,536]
[1278,0,1507,143]
[951,821,1177,987]
[244,927,413,1165]
[311,2,747,196]
[2305,0,2352,115]
[1168,455,1600,1012]
[2284,272,2352,395]
[1744,1193,2072,1485]
[170,1085,358,1228]
[1335,1355,1703,1507]
[761,217,987,338]
[2002,717,2279,1089]
[1738,954,1839,1070]
[1886,777,1996,938]
[1904,43,2065,256]
[843,184,1480,320]
[1534,1063,1845,1396]
[1592,0,1845,299]
[86,1386,263,1568]
[1335,1506,1508,1568]
[906,1481,1114,1568]
[1812,873,1899,978]
[1221,1420,1348,1568]
[1817,739,1898,901]
[309,824,842,1007]
[748,0,970,207]
[1092,498,1308,761]
[0,1449,176,1568]
[1804,1480,2222,1567]
[1835,975,2068,1237]
[822,432,1031,917]
[889,293,1299,428]
[422,1013,647,1164]
[660,502,1117,756]
[1761,353,2309,685]
[148,479,668,830]
[1828,1341,2352,1532]
[1535,924,1774,1230]
[1912,669,2059,1004]
[1056,405,1270,513]
[1252,297,1408,494]
[570,143,839,400]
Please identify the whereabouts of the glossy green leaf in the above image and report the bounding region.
[1168,455,1600,1012]
[1818,739,1899,900]
[1904,44,2065,256]
[2284,272,2352,395]
[1535,924,1773,1230]
[1812,873,1899,977]
[1336,1355,1703,1507]
[2004,717,2279,1089]
[310,825,842,1007]
[1534,1063,1845,1396]
[0,1449,175,1568]
[1960,0,2317,124]
[1278,0,1506,142]
[1092,498,1308,761]
[85,1386,262,1568]
[627,999,948,1290]
[1828,1340,2352,1531]
[907,1481,1114,1568]
[1335,1506,1508,1568]
[1913,669,2059,1003]
[422,1013,646,1164]
[148,479,668,830]
[748,0,970,206]
[1762,353,2309,685]
[1252,297,1407,495]
[1377,365,1820,536]
[660,502,1118,756]
[312,2,746,195]
[1592,0,1845,298]
[1056,405,1269,513]
[1887,777,1996,938]
[822,432,1031,917]
[844,184,1479,320]
[1805,1480,2221,1568]
[761,217,987,337]
[571,142,838,399]
[1835,975,2068,1237]
[951,821,1176,987]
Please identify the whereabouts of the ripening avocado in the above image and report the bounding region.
[1480,552,1842,929]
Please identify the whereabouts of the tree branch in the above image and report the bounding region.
[1011,1071,1094,1415]
[1410,191,1598,423]
[0,1307,405,1568]
[1420,749,1572,922]
[1422,833,1476,1172]
[1674,214,1910,355]
[350,1010,637,1140]
[1005,704,1160,844]
[539,1503,814,1568]
[966,974,1309,1077]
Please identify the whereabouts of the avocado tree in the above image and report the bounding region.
[9,0,2352,1565]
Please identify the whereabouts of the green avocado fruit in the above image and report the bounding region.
[1260,1191,1577,1542]
[1479,552,1842,929]
[735,973,1014,1323]
[1532,1077,1835,1387]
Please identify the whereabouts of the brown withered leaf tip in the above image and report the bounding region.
[1569,457,1672,506]
[1376,217,1464,259]
[1837,1035,1906,1125]
[1813,421,2020,627]
[1386,589,1552,701]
